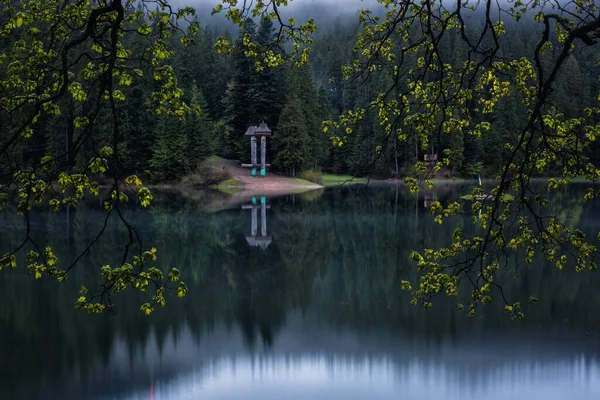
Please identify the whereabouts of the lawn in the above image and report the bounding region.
[214,178,245,195]
[321,174,372,187]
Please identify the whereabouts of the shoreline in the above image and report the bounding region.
[205,158,323,194]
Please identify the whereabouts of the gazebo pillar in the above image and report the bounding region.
[260,136,267,177]
[251,196,258,236]
[251,136,257,176]
[261,196,267,236]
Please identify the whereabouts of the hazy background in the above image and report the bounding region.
[168,0,374,31]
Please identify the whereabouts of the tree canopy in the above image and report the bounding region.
[0,0,199,313]
[216,0,600,318]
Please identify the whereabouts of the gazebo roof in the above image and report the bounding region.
[244,121,272,136]
[245,236,272,250]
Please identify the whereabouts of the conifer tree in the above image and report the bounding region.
[185,85,216,170]
[274,95,309,176]
[150,115,187,179]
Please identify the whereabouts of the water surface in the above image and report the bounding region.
[1,184,599,399]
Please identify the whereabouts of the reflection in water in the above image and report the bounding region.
[1,184,600,399]
[242,195,272,250]
[97,317,600,400]
[132,356,599,400]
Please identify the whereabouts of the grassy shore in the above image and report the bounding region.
[214,178,245,195]
[293,177,319,186]
[321,174,372,187]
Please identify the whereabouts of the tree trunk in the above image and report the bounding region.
[394,135,399,176]
[415,136,418,162]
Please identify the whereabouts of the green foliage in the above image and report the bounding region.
[298,170,323,185]
[317,0,600,315]
[213,1,316,67]
[75,248,186,315]
[0,0,197,312]
[179,164,233,187]
[214,0,600,316]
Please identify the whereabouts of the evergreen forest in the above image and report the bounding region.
[2,6,597,182]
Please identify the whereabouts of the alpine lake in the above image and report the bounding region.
[1,183,599,400]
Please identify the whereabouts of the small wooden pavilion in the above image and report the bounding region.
[241,122,272,177]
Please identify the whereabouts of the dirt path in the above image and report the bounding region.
[208,158,322,201]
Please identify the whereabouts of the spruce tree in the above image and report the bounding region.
[150,115,187,179]
[185,85,216,171]
[274,95,309,176]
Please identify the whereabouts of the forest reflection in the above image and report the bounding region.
[1,184,599,399]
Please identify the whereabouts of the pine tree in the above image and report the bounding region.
[557,56,583,118]
[150,114,187,179]
[184,85,216,171]
[274,95,309,176]
[448,131,465,173]
[223,17,287,161]
[223,18,260,160]
[254,17,285,127]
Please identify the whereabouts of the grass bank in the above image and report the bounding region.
[214,177,245,195]
[321,174,374,187]
[293,177,318,186]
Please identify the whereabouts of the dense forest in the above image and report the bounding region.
[1,5,597,182]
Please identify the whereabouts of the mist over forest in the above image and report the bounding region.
[170,0,371,34]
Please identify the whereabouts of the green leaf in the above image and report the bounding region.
[169,268,180,282]
[177,282,188,298]
[140,303,154,315]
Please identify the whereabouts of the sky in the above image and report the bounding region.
[184,0,369,7]
[166,0,373,29]
[171,0,373,16]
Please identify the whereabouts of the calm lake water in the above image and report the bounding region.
[1,184,600,399]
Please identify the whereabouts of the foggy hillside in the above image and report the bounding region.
[172,0,373,32]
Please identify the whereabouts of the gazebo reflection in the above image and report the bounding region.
[242,195,272,250]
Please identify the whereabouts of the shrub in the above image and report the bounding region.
[206,168,232,185]
[181,165,232,186]
[299,169,323,185]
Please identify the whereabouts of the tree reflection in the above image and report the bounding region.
[0,185,599,398]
